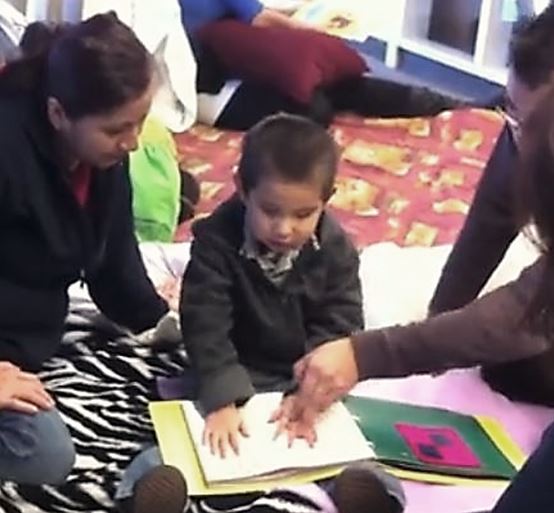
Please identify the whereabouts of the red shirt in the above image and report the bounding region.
[70,164,92,207]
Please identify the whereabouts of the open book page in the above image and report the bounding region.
[182,392,375,483]
[292,0,375,42]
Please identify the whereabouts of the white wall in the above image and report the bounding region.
[5,0,83,22]
[5,0,25,13]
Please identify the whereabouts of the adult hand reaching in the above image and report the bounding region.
[294,337,359,412]
[0,362,54,414]
[252,8,313,31]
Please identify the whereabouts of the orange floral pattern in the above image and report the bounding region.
[174,109,504,248]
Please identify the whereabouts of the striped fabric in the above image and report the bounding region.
[0,299,322,513]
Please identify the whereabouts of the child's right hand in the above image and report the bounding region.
[202,404,249,458]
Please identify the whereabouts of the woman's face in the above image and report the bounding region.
[48,84,154,170]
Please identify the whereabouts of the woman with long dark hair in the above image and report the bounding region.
[0,13,170,485]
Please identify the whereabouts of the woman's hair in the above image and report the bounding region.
[19,21,69,58]
[510,4,554,90]
[517,84,554,335]
[0,13,153,119]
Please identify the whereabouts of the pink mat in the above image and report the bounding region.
[350,369,554,513]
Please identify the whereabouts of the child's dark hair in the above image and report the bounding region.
[237,114,338,201]
[0,13,153,119]
[510,4,554,89]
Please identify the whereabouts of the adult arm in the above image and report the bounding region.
[354,259,547,379]
[87,162,168,333]
[222,0,309,30]
[295,258,548,411]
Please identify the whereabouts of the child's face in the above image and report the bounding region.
[242,177,325,253]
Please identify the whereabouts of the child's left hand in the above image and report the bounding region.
[270,394,318,447]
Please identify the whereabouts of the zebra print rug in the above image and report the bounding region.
[0,301,324,513]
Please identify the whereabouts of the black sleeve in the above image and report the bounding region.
[87,164,168,333]
[0,172,4,208]
[180,235,254,413]
[430,127,519,315]
[305,232,364,348]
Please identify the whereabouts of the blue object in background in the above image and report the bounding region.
[178,0,263,36]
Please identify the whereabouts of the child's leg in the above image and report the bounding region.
[117,368,200,511]
[0,408,75,485]
[116,446,163,501]
[324,462,405,513]
[116,446,188,513]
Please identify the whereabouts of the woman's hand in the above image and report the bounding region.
[270,393,318,447]
[294,337,359,412]
[0,362,54,414]
[203,404,249,458]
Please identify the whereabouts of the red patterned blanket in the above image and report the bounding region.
[175,109,503,248]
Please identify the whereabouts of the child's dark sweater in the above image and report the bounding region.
[180,196,363,413]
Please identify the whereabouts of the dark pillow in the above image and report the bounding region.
[197,20,368,105]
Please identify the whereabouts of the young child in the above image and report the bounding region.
[181,113,363,453]
[118,114,405,513]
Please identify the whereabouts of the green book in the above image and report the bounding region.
[344,396,521,480]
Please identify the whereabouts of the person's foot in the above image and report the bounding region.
[128,465,188,513]
[409,87,469,116]
[330,463,404,513]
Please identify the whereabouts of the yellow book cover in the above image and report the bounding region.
[150,395,526,495]
[150,399,352,495]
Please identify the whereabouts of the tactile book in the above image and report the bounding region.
[182,392,374,483]
[344,395,522,480]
